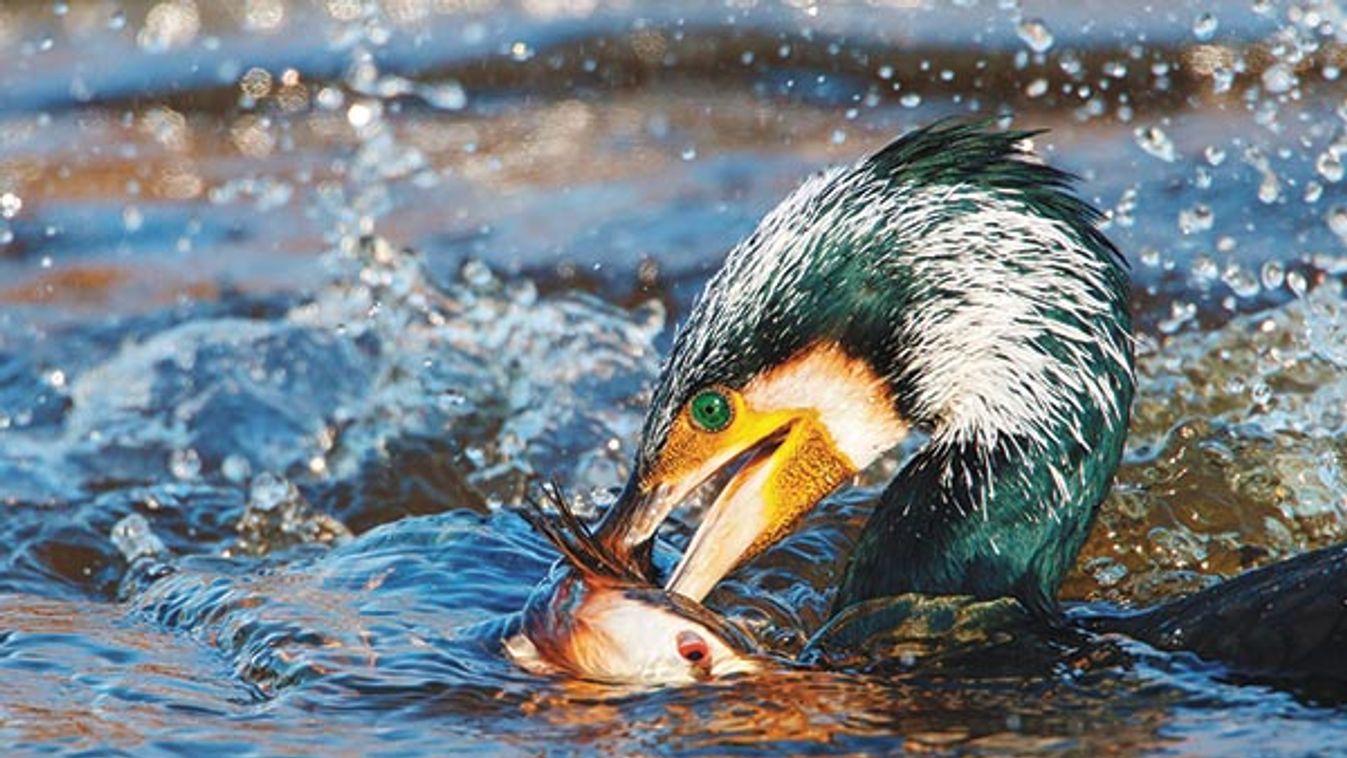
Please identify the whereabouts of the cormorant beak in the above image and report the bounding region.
[667,413,860,601]
[597,343,907,603]
[600,408,858,603]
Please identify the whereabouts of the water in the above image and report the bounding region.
[2,0,1347,754]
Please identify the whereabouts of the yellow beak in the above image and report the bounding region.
[664,416,856,600]
[597,400,858,603]
[596,342,908,602]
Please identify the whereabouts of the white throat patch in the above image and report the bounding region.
[742,341,908,470]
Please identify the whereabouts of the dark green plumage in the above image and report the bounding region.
[865,120,1124,272]
[834,392,1130,618]
[831,122,1134,618]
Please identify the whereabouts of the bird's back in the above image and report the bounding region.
[1078,543,1347,681]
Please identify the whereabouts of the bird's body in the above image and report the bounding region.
[593,120,1347,684]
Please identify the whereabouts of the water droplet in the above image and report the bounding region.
[831,129,846,145]
[1327,205,1347,241]
[1178,204,1214,234]
[1204,145,1226,166]
[1305,181,1324,203]
[1286,270,1308,297]
[1210,65,1235,94]
[108,9,126,29]
[1250,380,1272,407]
[0,192,21,219]
[111,514,167,563]
[123,205,143,232]
[69,75,92,103]
[1316,151,1344,182]
[1222,264,1260,299]
[1024,77,1049,98]
[347,101,376,129]
[510,41,534,61]
[169,448,202,481]
[461,258,495,288]
[1134,125,1176,162]
[680,145,697,161]
[1254,99,1280,130]
[1192,12,1218,41]
[239,67,272,99]
[1139,246,1161,267]
[437,389,467,412]
[316,86,344,111]
[899,92,922,108]
[1258,171,1281,204]
[1016,18,1054,53]
[249,472,291,512]
[222,454,252,483]
[422,80,467,111]
[1158,300,1198,334]
[1261,260,1285,290]
[1262,63,1297,94]
[1192,253,1219,282]
[138,0,201,52]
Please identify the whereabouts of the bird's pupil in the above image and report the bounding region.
[690,390,731,431]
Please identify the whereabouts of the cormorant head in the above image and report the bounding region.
[597,121,1132,605]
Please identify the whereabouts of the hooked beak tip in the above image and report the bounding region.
[597,478,674,549]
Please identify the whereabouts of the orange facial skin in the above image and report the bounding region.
[625,342,907,603]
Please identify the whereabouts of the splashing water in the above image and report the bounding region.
[1068,280,1347,604]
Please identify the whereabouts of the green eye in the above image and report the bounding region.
[688,389,733,432]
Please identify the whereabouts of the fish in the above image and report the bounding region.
[505,486,760,685]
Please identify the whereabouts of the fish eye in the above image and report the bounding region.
[688,389,733,432]
[676,629,710,664]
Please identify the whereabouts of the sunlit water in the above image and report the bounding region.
[3,0,1347,754]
